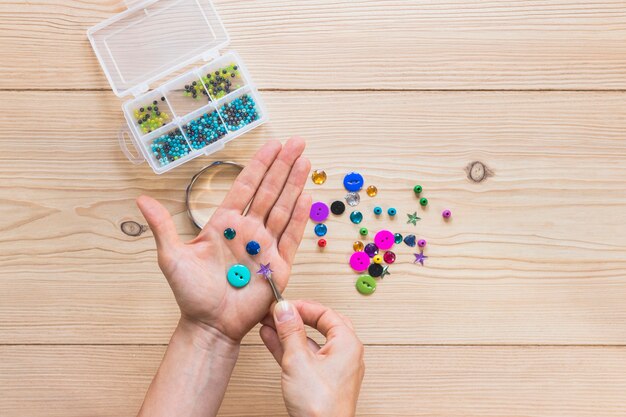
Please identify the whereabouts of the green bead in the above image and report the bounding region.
[223,228,236,240]
[413,185,422,194]
[419,197,428,206]
[394,233,403,244]
[359,227,368,236]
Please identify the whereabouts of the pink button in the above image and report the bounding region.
[309,202,329,222]
[349,251,370,272]
[374,230,394,250]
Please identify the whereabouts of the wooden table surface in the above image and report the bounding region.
[2,1,626,415]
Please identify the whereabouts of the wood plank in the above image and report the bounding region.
[1,91,625,344]
[2,0,626,90]
[1,345,626,416]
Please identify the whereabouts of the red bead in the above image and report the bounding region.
[383,251,396,264]
[317,238,327,248]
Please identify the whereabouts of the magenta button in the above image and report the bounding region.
[374,230,394,250]
[350,251,370,272]
[309,201,329,222]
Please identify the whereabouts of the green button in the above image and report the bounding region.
[356,274,377,295]
[227,264,251,288]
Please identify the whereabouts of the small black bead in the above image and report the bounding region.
[233,66,238,70]
[140,107,144,112]
[161,96,165,101]
[231,73,235,77]
[153,100,158,105]
[192,81,197,86]
[147,106,152,111]
[185,85,190,89]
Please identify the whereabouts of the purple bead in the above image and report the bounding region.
[364,243,379,258]
[442,209,452,219]
[418,239,427,248]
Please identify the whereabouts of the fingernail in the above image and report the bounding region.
[274,300,295,323]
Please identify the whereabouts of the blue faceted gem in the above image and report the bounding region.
[403,234,416,247]
[314,223,327,237]
[349,211,363,224]
[246,240,261,255]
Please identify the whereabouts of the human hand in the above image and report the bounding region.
[260,300,365,417]
[137,137,312,343]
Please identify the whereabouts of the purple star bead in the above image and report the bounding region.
[413,252,428,266]
[256,263,273,280]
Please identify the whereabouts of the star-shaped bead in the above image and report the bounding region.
[379,265,391,279]
[406,211,421,226]
[413,251,428,266]
[256,263,273,280]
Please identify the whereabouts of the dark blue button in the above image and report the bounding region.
[246,240,261,255]
[343,172,364,192]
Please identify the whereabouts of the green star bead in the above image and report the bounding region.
[413,185,422,194]
[420,197,428,206]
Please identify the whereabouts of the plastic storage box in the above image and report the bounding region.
[87,0,268,174]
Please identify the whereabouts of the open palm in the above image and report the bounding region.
[137,138,311,342]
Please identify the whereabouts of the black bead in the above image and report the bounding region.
[330,200,346,215]
[192,81,197,86]
[231,73,235,77]
[233,66,238,70]
[161,96,165,101]
[147,106,152,111]
[153,100,158,105]
[368,263,383,278]
[140,107,144,112]
[185,85,190,89]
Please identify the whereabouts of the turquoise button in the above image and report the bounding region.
[227,264,251,288]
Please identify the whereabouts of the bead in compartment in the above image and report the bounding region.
[182,109,227,150]
[201,63,245,100]
[132,96,172,135]
[149,128,191,167]
[218,94,260,131]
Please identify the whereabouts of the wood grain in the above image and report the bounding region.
[2,0,626,90]
[2,345,626,417]
[1,90,625,344]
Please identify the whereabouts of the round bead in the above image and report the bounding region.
[349,251,370,272]
[403,234,416,247]
[353,241,364,251]
[330,200,346,215]
[317,238,327,248]
[350,211,363,224]
[310,202,330,222]
[413,185,422,194]
[345,192,361,207]
[368,263,383,278]
[394,233,403,244]
[311,169,327,185]
[364,243,379,258]
[442,209,452,219]
[227,264,251,288]
[383,251,396,264]
[418,239,427,248]
[387,207,397,216]
[374,230,395,250]
[359,227,368,236]
[419,197,428,206]
[356,274,377,295]
[366,185,378,197]
[314,223,328,237]
[373,206,382,215]
[373,254,383,264]
[343,172,364,192]
[223,227,236,240]
[245,240,261,255]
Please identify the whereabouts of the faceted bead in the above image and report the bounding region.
[314,223,328,237]
[345,192,360,207]
[366,185,378,197]
[311,169,327,185]
[353,241,364,252]
[245,240,261,255]
[403,234,416,247]
[364,243,379,258]
[373,254,383,264]
[383,251,396,264]
[394,233,403,244]
[223,227,236,240]
[350,211,363,224]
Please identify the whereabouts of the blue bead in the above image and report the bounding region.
[373,206,382,215]
[403,234,416,247]
[314,223,327,237]
[350,211,363,224]
[387,207,397,216]
[245,240,261,255]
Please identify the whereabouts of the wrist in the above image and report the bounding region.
[177,316,240,360]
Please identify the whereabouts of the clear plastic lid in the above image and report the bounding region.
[88,0,229,97]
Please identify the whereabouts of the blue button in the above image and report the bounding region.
[227,264,251,288]
[343,172,364,192]
[314,223,328,237]
[246,240,261,255]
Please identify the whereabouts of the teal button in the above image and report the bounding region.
[227,264,251,288]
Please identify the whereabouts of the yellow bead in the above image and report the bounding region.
[366,185,378,197]
[353,241,364,252]
[373,255,383,264]
[311,169,327,185]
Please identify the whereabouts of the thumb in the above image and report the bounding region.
[136,195,180,251]
[273,300,308,355]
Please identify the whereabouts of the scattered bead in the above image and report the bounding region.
[223,228,236,240]
[314,223,328,237]
[311,169,327,185]
[373,254,383,264]
[350,211,363,224]
[418,239,427,248]
[387,207,397,216]
[373,206,382,215]
[350,251,370,272]
[413,251,428,266]
[404,234,416,247]
[245,240,261,256]
[383,251,396,264]
[218,94,259,131]
[407,211,421,225]
[368,263,383,278]
[394,233,403,244]
[150,128,191,167]
[442,209,452,219]
[345,192,361,207]
[356,274,377,295]
[374,230,394,250]
[182,109,227,150]
[317,238,327,248]
[310,202,330,222]
[419,197,428,207]
[364,243,379,258]
[366,185,378,197]
[343,172,364,192]
[359,227,368,237]
[353,241,364,252]
[331,200,346,215]
[413,185,423,194]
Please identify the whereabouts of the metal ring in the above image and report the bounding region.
[185,161,244,229]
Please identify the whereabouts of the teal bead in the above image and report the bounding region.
[350,211,363,224]
[223,228,236,240]
[387,207,397,216]
[394,233,403,244]
[373,206,382,215]
[227,264,251,288]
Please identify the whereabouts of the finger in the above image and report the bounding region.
[278,193,312,263]
[217,140,282,214]
[291,300,354,341]
[307,336,322,353]
[247,137,306,221]
[273,300,309,355]
[266,156,311,238]
[260,325,284,365]
[136,195,180,252]
[337,312,355,331]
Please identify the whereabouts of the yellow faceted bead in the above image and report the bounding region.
[366,185,378,197]
[353,241,364,252]
[373,254,383,264]
[311,169,327,185]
